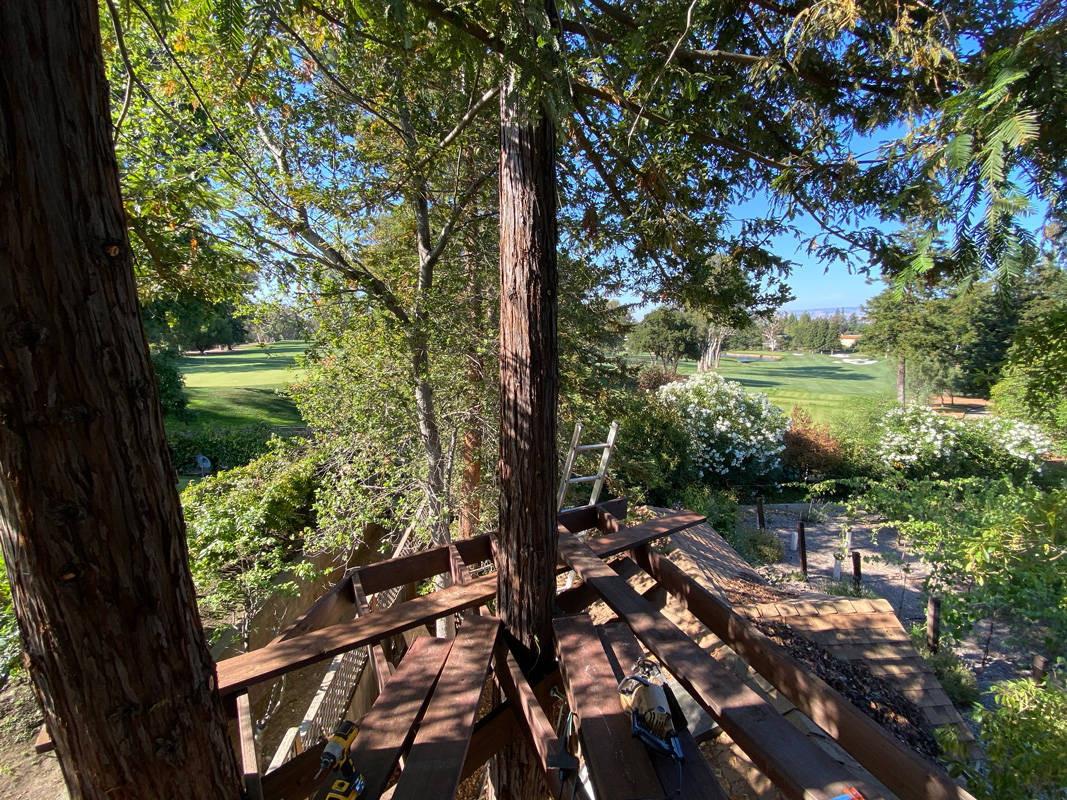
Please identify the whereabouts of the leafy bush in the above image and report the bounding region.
[725,526,784,565]
[168,424,275,473]
[860,479,1067,659]
[909,627,980,708]
[782,406,843,480]
[678,484,738,533]
[151,348,188,415]
[0,550,19,686]
[609,401,697,507]
[876,405,1048,479]
[181,442,320,648]
[636,365,681,393]
[658,372,788,485]
[942,678,1067,800]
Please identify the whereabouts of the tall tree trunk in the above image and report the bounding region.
[0,2,243,797]
[459,246,484,541]
[897,357,907,407]
[491,19,559,799]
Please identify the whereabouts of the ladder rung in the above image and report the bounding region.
[568,475,598,484]
[576,443,609,451]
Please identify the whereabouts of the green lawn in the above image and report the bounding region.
[630,352,897,422]
[166,341,308,430]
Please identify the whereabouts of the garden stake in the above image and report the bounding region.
[798,522,807,577]
[756,497,765,531]
[926,596,941,654]
[851,551,861,590]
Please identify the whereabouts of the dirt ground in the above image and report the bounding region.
[0,675,67,799]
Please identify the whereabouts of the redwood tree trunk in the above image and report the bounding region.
[0,3,243,797]
[491,33,559,800]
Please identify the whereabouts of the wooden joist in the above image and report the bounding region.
[236,691,264,800]
[390,616,500,800]
[554,615,666,800]
[631,544,977,800]
[557,533,880,800]
[216,510,703,698]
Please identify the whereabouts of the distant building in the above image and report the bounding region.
[840,334,861,349]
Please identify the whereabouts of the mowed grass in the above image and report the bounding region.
[629,352,897,423]
[166,341,308,430]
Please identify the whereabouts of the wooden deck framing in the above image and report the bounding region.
[35,498,977,800]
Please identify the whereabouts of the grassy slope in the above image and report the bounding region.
[166,341,307,430]
[630,352,897,422]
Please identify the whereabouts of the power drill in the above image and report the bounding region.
[316,720,365,800]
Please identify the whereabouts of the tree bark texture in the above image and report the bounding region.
[0,3,244,798]
[459,248,484,541]
[495,67,559,670]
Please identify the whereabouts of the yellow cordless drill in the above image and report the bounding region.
[315,720,365,800]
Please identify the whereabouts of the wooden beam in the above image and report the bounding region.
[216,513,701,698]
[554,615,665,800]
[493,639,575,798]
[557,534,880,800]
[349,636,455,800]
[460,702,520,784]
[355,534,493,595]
[236,691,263,800]
[271,572,356,645]
[216,575,496,696]
[631,544,977,800]
[390,616,500,800]
[596,623,730,800]
[261,742,326,800]
[558,497,628,533]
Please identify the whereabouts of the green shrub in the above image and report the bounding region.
[678,484,738,533]
[151,348,188,416]
[609,401,696,507]
[168,424,275,473]
[181,441,320,647]
[941,678,1067,800]
[725,526,784,565]
[909,627,980,708]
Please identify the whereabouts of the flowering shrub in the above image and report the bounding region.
[657,373,788,484]
[876,406,1049,478]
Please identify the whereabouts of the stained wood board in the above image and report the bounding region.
[557,534,879,800]
[596,623,729,800]
[390,616,500,800]
[554,614,665,800]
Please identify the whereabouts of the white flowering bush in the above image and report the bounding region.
[876,405,1049,478]
[657,373,788,484]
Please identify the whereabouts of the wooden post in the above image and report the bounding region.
[926,596,942,654]
[1033,654,1049,683]
[756,497,765,531]
[851,551,862,589]
[797,522,807,577]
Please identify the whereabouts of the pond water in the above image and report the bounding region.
[727,354,781,362]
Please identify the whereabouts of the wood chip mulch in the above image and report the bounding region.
[755,619,942,761]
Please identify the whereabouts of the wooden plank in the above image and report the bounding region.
[460,702,520,784]
[236,691,264,800]
[217,574,495,696]
[554,614,667,800]
[448,544,471,585]
[558,535,879,800]
[271,573,356,645]
[391,616,500,800]
[33,725,53,755]
[350,636,455,800]
[558,497,628,533]
[597,624,730,800]
[355,534,493,595]
[561,510,705,565]
[632,544,976,800]
[261,742,326,800]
